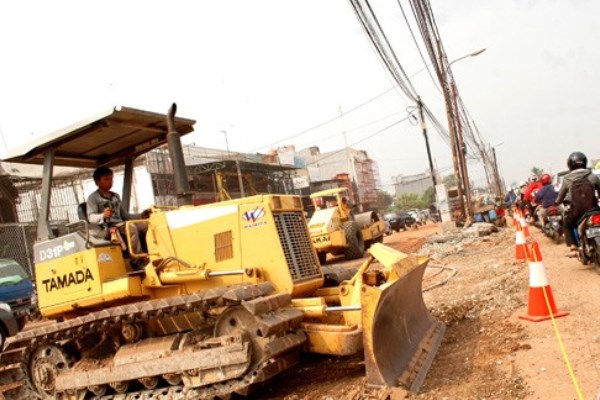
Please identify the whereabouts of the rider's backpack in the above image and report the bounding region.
[570,173,596,217]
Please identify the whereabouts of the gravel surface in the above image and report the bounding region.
[257,220,600,400]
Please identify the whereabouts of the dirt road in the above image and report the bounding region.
[256,221,600,400]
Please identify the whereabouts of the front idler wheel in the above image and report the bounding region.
[29,345,79,399]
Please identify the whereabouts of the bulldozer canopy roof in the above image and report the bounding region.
[3,106,195,168]
[309,187,348,199]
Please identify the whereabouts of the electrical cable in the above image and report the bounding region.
[422,263,458,292]
[396,0,441,94]
[348,0,455,151]
[304,115,411,167]
[247,85,399,153]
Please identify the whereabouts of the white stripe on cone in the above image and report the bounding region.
[515,231,526,244]
[519,218,527,227]
[528,261,549,287]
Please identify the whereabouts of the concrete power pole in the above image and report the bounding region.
[441,48,486,224]
[491,146,502,197]
[417,97,437,188]
[450,82,474,222]
[438,62,466,219]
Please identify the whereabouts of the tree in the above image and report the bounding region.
[531,166,544,177]
[376,190,393,211]
[442,174,457,187]
[421,186,436,207]
[394,193,425,211]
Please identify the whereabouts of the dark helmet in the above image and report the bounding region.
[540,173,552,185]
[567,151,587,171]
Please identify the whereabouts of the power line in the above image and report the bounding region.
[248,85,398,153]
[348,0,456,152]
[305,116,411,167]
[348,0,418,102]
[396,0,441,93]
[293,110,404,149]
[248,53,447,154]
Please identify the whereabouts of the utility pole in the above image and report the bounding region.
[450,82,474,222]
[491,146,502,197]
[437,49,466,220]
[472,120,494,197]
[437,49,486,224]
[221,130,245,198]
[417,97,437,188]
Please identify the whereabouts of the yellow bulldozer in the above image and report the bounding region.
[308,187,386,264]
[0,104,445,399]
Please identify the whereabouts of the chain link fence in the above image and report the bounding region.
[0,223,37,277]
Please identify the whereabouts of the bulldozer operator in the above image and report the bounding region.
[86,166,149,263]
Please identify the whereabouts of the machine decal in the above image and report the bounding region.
[38,240,76,262]
[41,269,94,292]
[312,235,330,244]
[98,252,113,263]
[242,207,267,229]
[242,207,265,222]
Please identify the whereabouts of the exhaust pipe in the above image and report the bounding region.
[166,103,193,206]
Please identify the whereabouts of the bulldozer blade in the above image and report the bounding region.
[361,259,445,393]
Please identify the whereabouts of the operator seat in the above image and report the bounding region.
[73,202,113,247]
[78,201,149,257]
[77,202,88,222]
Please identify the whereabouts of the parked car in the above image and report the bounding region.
[384,212,417,232]
[0,258,36,328]
[383,219,392,236]
[406,209,425,226]
[0,302,18,349]
[399,212,418,230]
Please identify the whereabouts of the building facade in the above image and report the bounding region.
[296,146,381,211]
[392,171,433,197]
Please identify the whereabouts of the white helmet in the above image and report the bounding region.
[530,174,538,182]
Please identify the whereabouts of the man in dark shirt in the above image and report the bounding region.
[555,152,600,256]
[534,174,558,224]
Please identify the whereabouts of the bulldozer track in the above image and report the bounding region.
[0,282,305,400]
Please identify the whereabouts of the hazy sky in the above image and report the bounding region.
[1,1,598,191]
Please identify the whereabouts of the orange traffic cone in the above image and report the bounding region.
[519,241,568,322]
[513,209,524,228]
[512,210,519,228]
[515,223,527,261]
[519,216,531,239]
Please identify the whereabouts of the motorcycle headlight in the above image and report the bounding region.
[0,303,11,313]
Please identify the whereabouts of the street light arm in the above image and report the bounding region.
[448,48,487,69]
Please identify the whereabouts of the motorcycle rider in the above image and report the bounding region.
[523,174,543,221]
[555,152,600,257]
[515,181,528,211]
[524,174,543,204]
[504,186,517,209]
[534,173,558,225]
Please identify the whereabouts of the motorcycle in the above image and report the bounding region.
[575,208,600,271]
[542,205,563,244]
